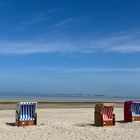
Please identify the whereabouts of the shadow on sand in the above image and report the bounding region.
[6,122,16,126]
[75,120,126,127]
[74,123,96,127]
[116,120,126,123]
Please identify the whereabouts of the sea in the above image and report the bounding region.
[0,93,139,101]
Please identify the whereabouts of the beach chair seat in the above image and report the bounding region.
[16,102,37,126]
[94,103,115,126]
[124,100,140,122]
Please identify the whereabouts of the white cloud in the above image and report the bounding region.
[48,16,93,30]
[36,67,140,73]
[50,18,75,28]
[0,30,140,54]
[91,32,140,53]
[65,68,140,73]
[2,66,140,73]
[0,41,80,54]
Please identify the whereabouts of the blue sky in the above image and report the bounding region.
[0,0,140,96]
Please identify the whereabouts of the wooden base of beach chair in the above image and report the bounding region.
[16,120,37,127]
[95,113,115,127]
[132,116,140,121]
[103,120,114,126]
[103,114,115,126]
[16,111,37,127]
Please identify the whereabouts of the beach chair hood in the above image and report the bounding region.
[131,102,140,116]
[101,105,114,120]
[17,102,37,121]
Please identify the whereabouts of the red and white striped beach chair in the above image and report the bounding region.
[16,102,37,127]
[94,103,115,126]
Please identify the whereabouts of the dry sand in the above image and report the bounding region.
[0,107,139,140]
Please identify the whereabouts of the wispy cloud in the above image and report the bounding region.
[12,9,61,31]
[50,18,75,29]
[0,41,80,54]
[0,28,140,54]
[48,16,94,30]
[65,68,140,73]
[91,31,140,53]
[33,67,140,73]
[13,12,49,31]
[3,67,140,73]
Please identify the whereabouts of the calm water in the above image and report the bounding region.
[0,93,139,101]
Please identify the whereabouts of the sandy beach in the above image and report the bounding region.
[0,102,139,140]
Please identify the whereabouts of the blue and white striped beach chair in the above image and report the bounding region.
[131,102,140,119]
[16,102,37,126]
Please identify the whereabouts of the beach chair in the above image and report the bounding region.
[124,100,140,122]
[16,102,37,126]
[94,103,115,126]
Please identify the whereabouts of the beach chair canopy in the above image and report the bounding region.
[95,103,114,120]
[131,102,140,116]
[101,106,114,120]
[17,102,37,121]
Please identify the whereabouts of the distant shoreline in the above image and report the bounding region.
[0,94,138,101]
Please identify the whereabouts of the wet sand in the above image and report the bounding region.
[0,100,124,110]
